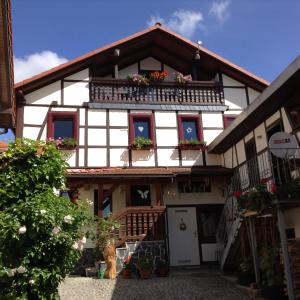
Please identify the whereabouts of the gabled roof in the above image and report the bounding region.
[15,23,268,95]
[209,55,300,154]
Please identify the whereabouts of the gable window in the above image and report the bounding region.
[178,115,201,141]
[286,97,300,129]
[47,112,78,140]
[223,115,237,128]
[129,114,154,148]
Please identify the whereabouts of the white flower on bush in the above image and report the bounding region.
[72,242,79,250]
[18,226,27,234]
[29,279,35,285]
[7,268,16,277]
[80,236,87,244]
[16,266,26,274]
[64,215,74,224]
[52,226,61,235]
[40,209,46,214]
[78,243,84,251]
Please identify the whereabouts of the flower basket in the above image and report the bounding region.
[173,72,192,85]
[127,74,149,86]
[48,137,78,150]
[179,140,207,151]
[149,71,168,83]
[131,137,154,150]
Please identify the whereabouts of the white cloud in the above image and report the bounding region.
[209,0,231,23]
[147,9,204,38]
[14,51,68,83]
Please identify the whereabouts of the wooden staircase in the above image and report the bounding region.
[113,206,166,245]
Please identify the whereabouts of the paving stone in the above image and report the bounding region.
[59,269,250,300]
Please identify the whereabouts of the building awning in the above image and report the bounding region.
[66,166,232,179]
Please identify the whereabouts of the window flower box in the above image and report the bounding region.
[130,137,154,150]
[178,140,207,151]
[47,137,78,150]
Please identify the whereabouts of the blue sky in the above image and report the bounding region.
[2,0,300,142]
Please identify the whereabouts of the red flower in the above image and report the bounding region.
[260,178,269,184]
[233,191,242,199]
[271,183,277,193]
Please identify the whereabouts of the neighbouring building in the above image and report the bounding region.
[0,0,15,130]
[211,55,300,299]
[14,23,269,267]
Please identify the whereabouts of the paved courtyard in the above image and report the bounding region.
[59,269,250,300]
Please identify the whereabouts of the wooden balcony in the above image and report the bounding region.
[113,206,166,243]
[90,78,224,105]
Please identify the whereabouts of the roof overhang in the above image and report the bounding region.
[15,24,268,96]
[66,166,232,179]
[0,0,15,128]
[209,55,300,154]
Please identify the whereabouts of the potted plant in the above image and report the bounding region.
[237,256,255,286]
[173,72,192,85]
[155,259,169,277]
[127,74,149,86]
[234,184,272,215]
[137,256,153,279]
[260,247,285,300]
[122,256,132,279]
[179,140,207,151]
[149,71,168,82]
[131,137,154,150]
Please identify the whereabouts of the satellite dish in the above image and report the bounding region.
[269,132,297,158]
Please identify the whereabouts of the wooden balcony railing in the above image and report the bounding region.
[90,78,224,105]
[113,206,166,242]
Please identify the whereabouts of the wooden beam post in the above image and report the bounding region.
[125,184,131,207]
[155,183,163,206]
[98,184,104,217]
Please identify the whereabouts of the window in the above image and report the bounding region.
[129,114,154,143]
[47,112,78,140]
[178,178,211,193]
[223,115,237,128]
[178,115,202,141]
[286,97,300,129]
[131,185,151,206]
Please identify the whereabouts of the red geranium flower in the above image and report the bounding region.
[271,183,277,193]
[233,191,242,198]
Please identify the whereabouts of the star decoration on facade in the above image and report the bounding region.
[186,127,193,133]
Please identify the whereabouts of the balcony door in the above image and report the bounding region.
[245,139,260,188]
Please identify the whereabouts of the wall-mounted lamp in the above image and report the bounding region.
[114,48,120,57]
[194,50,201,60]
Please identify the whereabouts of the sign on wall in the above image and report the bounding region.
[269,132,297,158]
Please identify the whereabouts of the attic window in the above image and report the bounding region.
[47,112,78,140]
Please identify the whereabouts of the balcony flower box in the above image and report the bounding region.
[127,74,149,86]
[179,140,207,151]
[149,71,168,83]
[131,137,154,150]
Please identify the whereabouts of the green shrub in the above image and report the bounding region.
[0,139,90,299]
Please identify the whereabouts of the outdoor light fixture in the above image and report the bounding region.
[114,48,120,57]
[194,50,201,60]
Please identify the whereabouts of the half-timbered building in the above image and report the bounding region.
[15,23,268,267]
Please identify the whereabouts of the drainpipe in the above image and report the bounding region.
[276,203,295,300]
[114,48,120,79]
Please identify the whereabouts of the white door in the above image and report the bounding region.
[167,207,200,266]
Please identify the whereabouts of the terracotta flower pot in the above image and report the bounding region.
[139,269,152,279]
[155,267,169,277]
[123,269,131,279]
